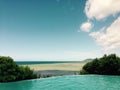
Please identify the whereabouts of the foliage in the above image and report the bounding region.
[0,56,37,82]
[80,54,120,75]
[80,69,88,75]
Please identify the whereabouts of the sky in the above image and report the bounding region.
[0,0,120,61]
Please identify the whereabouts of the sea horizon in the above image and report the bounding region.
[15,60,82,65]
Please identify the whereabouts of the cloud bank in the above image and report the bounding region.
[85,0,120,20]
[80,0,120,51]
[90,16,120,51]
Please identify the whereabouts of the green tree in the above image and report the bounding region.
[80,54,120,75]
[0,56,37,82]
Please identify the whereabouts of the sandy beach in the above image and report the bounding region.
[27,62,85,71]
[25,63,85,77]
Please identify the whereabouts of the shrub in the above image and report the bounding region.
[80,54,120,75]
[0,56,37,82]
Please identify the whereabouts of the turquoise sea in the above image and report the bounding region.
[0,75,120,90]
[16,61,81,65]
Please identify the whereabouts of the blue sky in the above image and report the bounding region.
[0,0,120,61]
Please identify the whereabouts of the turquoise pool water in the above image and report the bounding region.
[0,75,120,90]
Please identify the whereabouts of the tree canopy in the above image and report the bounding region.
[80,54,120,75]
[0,56,37,82]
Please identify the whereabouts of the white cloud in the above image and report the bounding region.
[80,21,93,32]
[89,16,120,51]
[85,0,120,20]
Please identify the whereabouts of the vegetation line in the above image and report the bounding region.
[0,56,37,83]
[80,54,120,75]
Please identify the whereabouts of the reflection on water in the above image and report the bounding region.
[0,75,120,90]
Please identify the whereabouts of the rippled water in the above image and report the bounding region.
[0,75,120,90]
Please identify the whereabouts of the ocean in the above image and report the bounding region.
[15,61,81,65]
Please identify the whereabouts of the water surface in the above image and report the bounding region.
[16,61,80,65]
[0,75,120,90]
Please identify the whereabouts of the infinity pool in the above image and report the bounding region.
[0,75,120,90]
